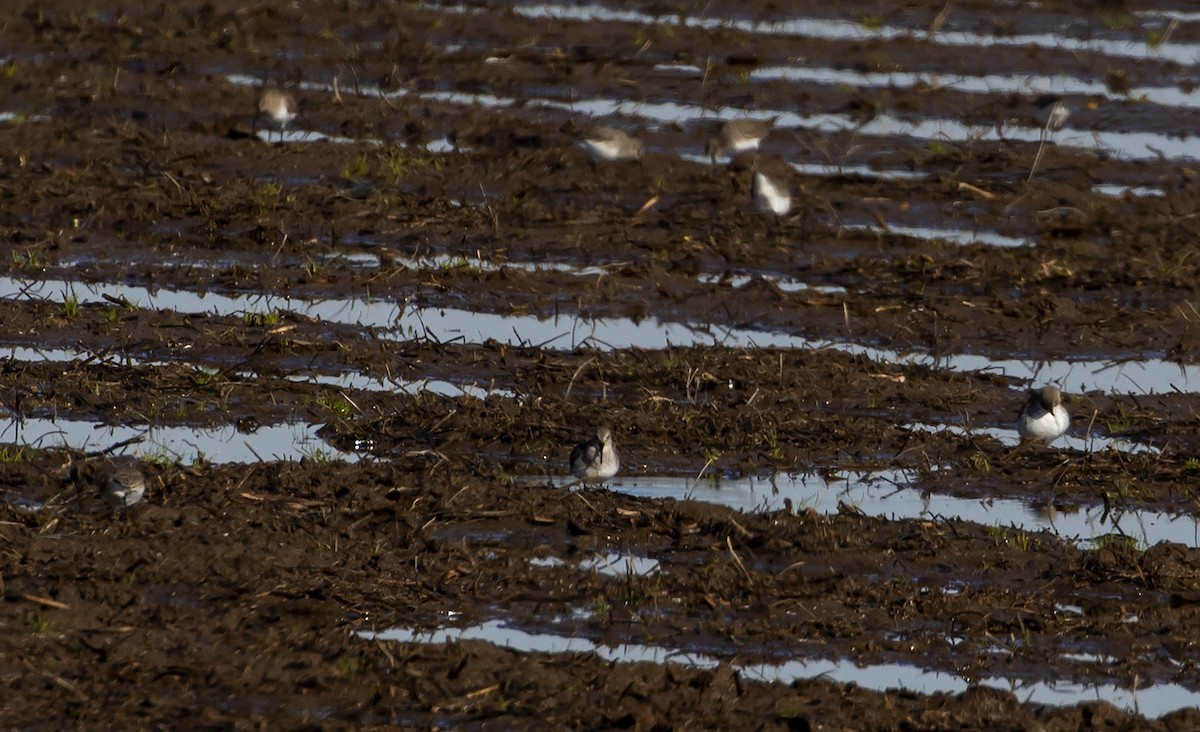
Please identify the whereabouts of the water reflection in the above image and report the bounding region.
[591,471,1199,549]
[3,275,1199,397]
[0,414,355,465]
[358,618,1200,718]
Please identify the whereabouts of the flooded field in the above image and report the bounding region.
[4,0,1200,727]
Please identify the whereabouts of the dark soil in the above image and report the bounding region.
[3,0,1200,728]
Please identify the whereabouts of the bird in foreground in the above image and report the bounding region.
[579,126,645,163]
[1017,385,1070,444]
[753,169,792,216]
[570,426,620,484]
[706,117,778,163]
[256,89,298,142]
[101,462,146,509]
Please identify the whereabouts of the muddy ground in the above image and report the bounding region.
[3,0,1200,728]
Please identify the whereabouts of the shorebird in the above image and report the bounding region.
[101,461,146,509]
[256,89,298,142]
[1033,94,1070,132]
[570,426,620,484]
[752,168,792,216]
[579,125,645,163]
[1017,385,1070,444]
[706,117,777,163]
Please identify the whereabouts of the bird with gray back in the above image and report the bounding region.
[1017,385,1070,444]
[256,89,298,142]
[706,117,778,163]
[1033,94,1070,132]
[101,462,146,509]
[579,126,645,162]
[570,426,620,484]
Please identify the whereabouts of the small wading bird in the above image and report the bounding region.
[255,88,298,142]
[101,461,146,509]
[706,116,778,164]
[570,426,620,485]
[579,125,645,163]
[1017,385,1070,445]
[1034,94,1071,133]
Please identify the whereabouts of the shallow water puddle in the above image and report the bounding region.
[0,345,508,400]
[59,245,844,299]
[533,551,661,577]
[753,65,1200,111]
[255,68,1199,164]
[1092,184,1166,198]
[498,3,1200,67]
[592,471,1199,549]
[249,126,458,153]
[678,152,932,184]
[362,78,1200,164]
[904,420,1160,455]
[562,95,1189,164]
[357,618,1199,718]
[4,275,1199,396]
[0,414,355,465]
[843,222,1028,249]
[579,551,661,577]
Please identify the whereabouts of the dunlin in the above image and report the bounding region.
[101,462,146,509]
[706,117,777,163]
[580,126,645,163]
[256,89,298,142]
[752,169,792,216]
[1033,94,1070,132]
[1016,385,1070,444]
[570,426,620,484]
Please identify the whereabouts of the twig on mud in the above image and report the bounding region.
[466,684,500,700]
[445,483,471,506]
[22,593,69,610]
[728,518,753,539]
[160,171,185,196]
[1084,408,1099,446]
[927,1,952,37]
[479,183,500,234]
[696,455,717,482]
[230,470,255,496]
[1027,124,1053,184]
[633,195,659,217]
[428,409,458,435]
[347,64,363,98]
[957,181,995,200]
[373,638,397,668]
[405,449,449,466]
[744,387,760,408]
[1161,19,1179,45]
[29,663,90,703]
[726,536,753,586]
[572,489,597,513]
[779,560,805,576]
[338,390,364,416]
[565,356,597,399]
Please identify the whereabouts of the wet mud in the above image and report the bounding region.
[3,0,1200,728]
